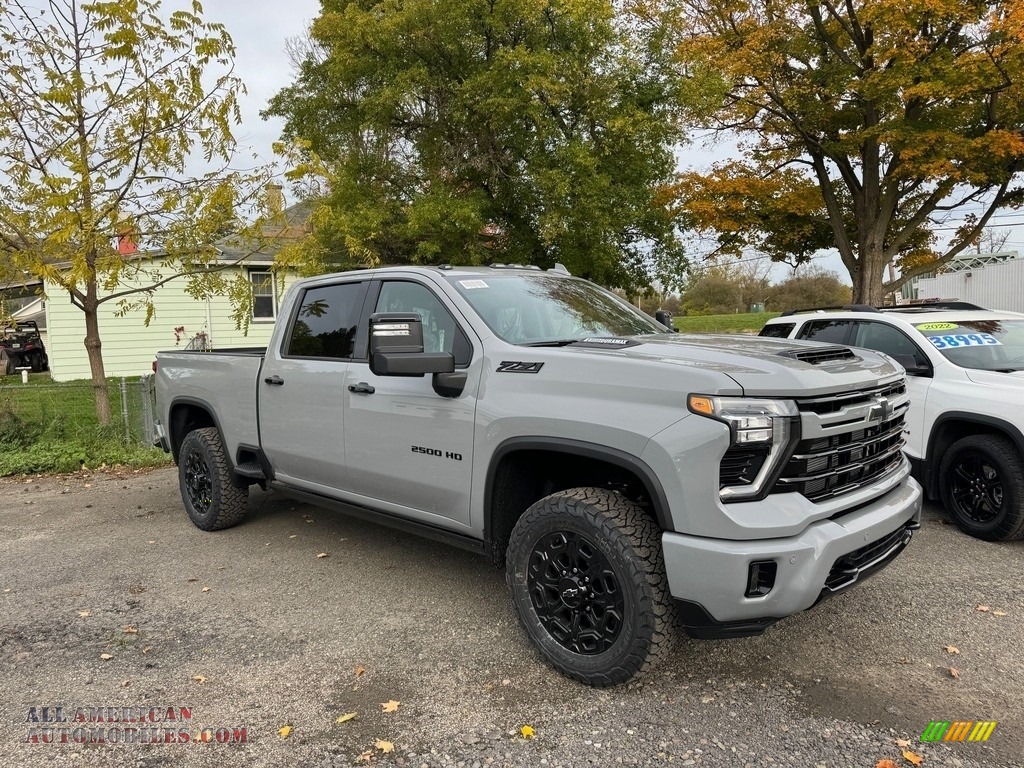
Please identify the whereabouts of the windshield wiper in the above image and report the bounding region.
[521,339,581,347]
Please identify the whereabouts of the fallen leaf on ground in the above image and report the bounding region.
[121,679,130,687]
[336,712,358,724]
[903,750,924,766]
[201,586,211,593]
[123,626,138,634]
[948,666,960,678]
[186,578,199,582]
[289,535,297,539]
[380,700,400,713]
[993,610,1008,616]
[278,725,292,739]
[316,552,329,559]
[975,605,990,612]
[375,739,394,753]
[78,610,90,618]
[520,725,535,739]
[943,645,959,654]
[357,750,373,763]
[99,653,113,660]
[147,540,156,544]
[142,646,152,654]
[192,675,207,684]
[875,760,899,768]
[355,665,365,677]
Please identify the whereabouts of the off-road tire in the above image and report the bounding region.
[505,487,676,686]
[939,435,1024,541]
[178,427,248,531]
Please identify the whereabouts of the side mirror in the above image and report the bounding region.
[654,309,677,332]
[891,354,932,377]
[368,313,455,377]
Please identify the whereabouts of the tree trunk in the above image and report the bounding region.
[851,251,887,306]
[83,297,111,426]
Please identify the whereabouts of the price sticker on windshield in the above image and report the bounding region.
[926,333,1001,349]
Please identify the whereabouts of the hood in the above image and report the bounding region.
[559,333,903,397]
[965,368,1024,387]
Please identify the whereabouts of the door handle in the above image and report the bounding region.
[348,382,375,395]
[264,375,284,386]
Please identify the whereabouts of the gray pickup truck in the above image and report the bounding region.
[155,265,922,686]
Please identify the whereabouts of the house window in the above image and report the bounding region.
[250,270,276,320]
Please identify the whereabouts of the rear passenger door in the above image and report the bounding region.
[259,279,370,494]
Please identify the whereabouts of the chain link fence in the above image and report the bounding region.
[0,375,158,448]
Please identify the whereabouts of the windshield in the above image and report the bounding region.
[913,319,1024,371]
[446,273,664,344]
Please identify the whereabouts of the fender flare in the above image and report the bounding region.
[483,436,675,536]
[925,411,1024,496]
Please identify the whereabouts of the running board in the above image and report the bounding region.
[267,482,486,555]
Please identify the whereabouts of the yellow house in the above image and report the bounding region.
[37,201,309,382]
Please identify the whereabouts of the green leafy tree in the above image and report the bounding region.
[0,0,268,423]
[662,0,1024,304]
[765,266,852,312]
[266,0,687,291]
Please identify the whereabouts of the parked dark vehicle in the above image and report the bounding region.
[1,321,48,374]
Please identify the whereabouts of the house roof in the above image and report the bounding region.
[215,199,314,263]
[12,297,45,330]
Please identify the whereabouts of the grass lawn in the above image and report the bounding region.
[673,311,781,334]
[0,374,171,476]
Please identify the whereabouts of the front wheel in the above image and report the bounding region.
[939,435,1024,541]
[178,427,249,531]
[505,487,676,687]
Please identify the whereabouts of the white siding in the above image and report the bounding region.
[43,263,296,382]
[914,258,1024,313]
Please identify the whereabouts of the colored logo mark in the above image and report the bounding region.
[921,721,997,742]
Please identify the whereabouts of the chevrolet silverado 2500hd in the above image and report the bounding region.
[155,265,922,686]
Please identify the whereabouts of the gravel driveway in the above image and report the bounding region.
[1,467,1021,768]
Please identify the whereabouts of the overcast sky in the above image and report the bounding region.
[202,0,322,167]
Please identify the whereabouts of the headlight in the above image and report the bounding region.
[688,395,800,500]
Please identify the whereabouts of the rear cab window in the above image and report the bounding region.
[759,323,795,338]
[796,319,854,344]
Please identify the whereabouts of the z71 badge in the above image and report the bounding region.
[496,361,544,374]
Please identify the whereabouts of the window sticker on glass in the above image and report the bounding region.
[458,279,489,289]
[916,322,959,332]
[926,333,1002,349]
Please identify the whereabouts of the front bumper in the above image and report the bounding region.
[662,476,922,638]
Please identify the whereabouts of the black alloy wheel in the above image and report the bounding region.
[177,427,249,531]
[527,530,625,655]
[506,487,676,686]
[939,435,1024,541]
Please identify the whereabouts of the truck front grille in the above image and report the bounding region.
[771,384,908,502]
[794,381,906,416]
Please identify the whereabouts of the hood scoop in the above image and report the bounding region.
[778,345,857,365]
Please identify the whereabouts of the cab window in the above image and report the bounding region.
[285,281,368,359]
[797,319,853,344]
[759,323,795,338]
[374,281,472,366]
[853,321,930,368]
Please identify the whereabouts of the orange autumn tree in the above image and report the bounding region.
[659,0,1024,303]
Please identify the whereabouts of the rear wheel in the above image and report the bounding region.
[939,435,1024,541]
[178,427,248,531]
[505,487,676,686]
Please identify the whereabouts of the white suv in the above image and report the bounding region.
[760,302,1024,541]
